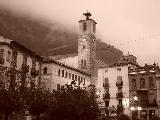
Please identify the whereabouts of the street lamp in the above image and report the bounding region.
[134,96,138,101]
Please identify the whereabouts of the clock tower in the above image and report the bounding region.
[78,12,97,84]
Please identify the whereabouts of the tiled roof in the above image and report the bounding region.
[43,57,91,76]
[0,36,42,60]
[49,53,78,60]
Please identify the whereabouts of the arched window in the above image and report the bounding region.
[83,22,87,31]
[149,77,154,88]
[140,78,145,89]
[131,78,137,89]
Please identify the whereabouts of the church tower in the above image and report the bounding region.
[78,12,97,84]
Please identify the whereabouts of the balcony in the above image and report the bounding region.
[116,92,123,99]
[30,68,39,77]
[116,81,123,87]
[103,83,110,89]
[103,92,110,101]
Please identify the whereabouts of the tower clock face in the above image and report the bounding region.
[83,37,86,41]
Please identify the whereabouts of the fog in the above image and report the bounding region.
[1,0,160,65]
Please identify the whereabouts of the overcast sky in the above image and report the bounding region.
[0,0,160,65]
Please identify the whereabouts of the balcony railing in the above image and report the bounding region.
[116,81,123,87]
[116,92,123,99]
[103,92,110,101]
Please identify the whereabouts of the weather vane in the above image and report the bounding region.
[83,11,92,20]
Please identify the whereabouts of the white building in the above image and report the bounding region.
[41,58,91,90]
[0,36,42,88]
[97,54,138,116]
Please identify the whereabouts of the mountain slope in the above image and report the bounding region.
[0,8,123,65]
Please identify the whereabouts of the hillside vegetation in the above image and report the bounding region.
[0,8,123,65]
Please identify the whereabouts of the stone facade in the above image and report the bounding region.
[78,13,97,85]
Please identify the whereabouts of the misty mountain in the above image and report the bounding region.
[0,8,123,65]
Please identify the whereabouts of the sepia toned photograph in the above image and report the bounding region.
[0,0,160,120]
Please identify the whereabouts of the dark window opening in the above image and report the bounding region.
[93,24,96,32]
[58,69,60,76]
[75,75,77,81]
[0,49,4,64]
[65,72,68,78]
[140,78,145,89]
[83,22,87,31]
[43,67,47,74]
[23,55,27,65]
[132,78,137,89]
[57,84,61,91]
[149,77,154,88]
[72,74,74,80]
[62,70,64,77]
[69,73,71,79]
[119,99,122,105]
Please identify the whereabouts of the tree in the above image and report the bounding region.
[49,84,100,120]
[0,88,23,120]
[26,88,53,120]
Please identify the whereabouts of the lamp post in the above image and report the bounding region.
[130,96,142,120]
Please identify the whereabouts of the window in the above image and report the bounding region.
[83,45,85,49]
[119,99,122,105]
[58,69,61,76]
[62,70,64,77]
[43,67,47,74]
[6,51,11,62]
[57,84,61,91]
[75,75,77,81]
[131,78,137,89]
[83,22,87,31]
[0,49,4,64]
[117,76,122,83]
[81,60,86,67]
[78,76,80,82]
[84,60,86,67]
[69,73,71,79]
[140,78,145,89]
[83,78,86,86]
[72,74,74,80]
[12,51,17,67]
[81,60,83,67]
[93,23,96,32]
[149,77,154,88]
[65,72,68,78]
[32,58,36,69]
[23,55,27,65]
[104,78,109,85]
[80,77,83,83]
[117,68,121,71]
[105,69,108,73]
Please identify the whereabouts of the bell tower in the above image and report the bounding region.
[78,12,97,83]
